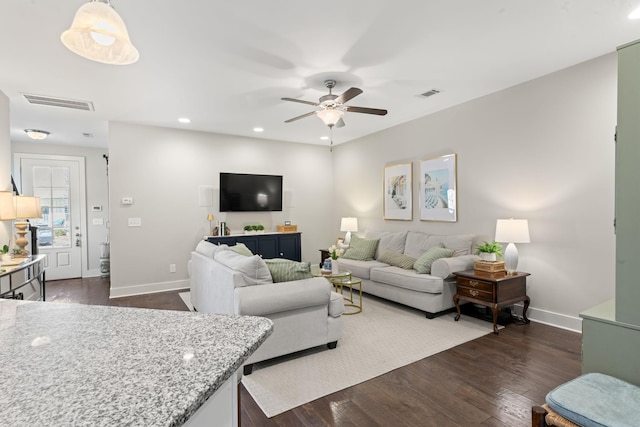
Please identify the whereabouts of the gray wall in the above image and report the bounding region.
[332,53,617,330]
[11,142,110,277]
[107,123,334,297]
[101,53,616,331]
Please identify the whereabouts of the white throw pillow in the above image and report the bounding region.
[214,250,272,286]
[195,240,228,258]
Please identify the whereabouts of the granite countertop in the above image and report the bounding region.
[0,299,273,427]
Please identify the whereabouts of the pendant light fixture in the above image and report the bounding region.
[61,0,139,65]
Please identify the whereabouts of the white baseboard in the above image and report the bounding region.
[109,279,190,299]
[512,303,582,333]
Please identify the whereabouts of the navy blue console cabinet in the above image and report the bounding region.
[206,232,301,261]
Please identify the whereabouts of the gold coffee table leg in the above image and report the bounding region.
[337,278,362,315]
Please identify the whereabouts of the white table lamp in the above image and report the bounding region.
[495,218,530,274]
[340,217,358,246]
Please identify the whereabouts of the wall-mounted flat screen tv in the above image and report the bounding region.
[220,172,283,212]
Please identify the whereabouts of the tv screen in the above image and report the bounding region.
[220,173,283,212]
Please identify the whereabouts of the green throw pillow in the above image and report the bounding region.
[342,234,379,261]
[414,247,454,274]
[377,249,416,270]
[230,243,253,256]
[264,259,313,283]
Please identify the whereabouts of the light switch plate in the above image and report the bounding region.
[128,218,142,227]
[92,218,104,225]
[122,197,134,205]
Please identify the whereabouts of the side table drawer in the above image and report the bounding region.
[457,277,493,292]
[457,286,493,302]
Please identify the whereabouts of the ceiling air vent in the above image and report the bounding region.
[23,93,94,111]
[421,89,441,98]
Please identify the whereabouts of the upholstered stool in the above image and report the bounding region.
[540,373,640,427]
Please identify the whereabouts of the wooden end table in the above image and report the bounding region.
[453,270,530,334]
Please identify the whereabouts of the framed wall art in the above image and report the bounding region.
[419,153,457,222]
[383,162,412,220]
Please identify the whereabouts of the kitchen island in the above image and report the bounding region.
[0,299,273,426]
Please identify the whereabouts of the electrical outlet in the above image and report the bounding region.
[169,264,176,273]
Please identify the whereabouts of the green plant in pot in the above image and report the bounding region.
[475,241,503,262]
[256,224,264,233]
[1,244,10,262]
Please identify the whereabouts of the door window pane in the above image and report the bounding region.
[32,166,71,248]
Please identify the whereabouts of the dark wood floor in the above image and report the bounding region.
[46,277,582,427]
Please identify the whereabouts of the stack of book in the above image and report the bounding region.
[473,260,506,277]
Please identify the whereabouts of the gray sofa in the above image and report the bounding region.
[335,230,485,318]
[190,240,344,374]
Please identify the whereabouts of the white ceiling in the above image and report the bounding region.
[3,0,640,149]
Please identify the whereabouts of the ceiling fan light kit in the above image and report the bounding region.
[61,0,139,65]
[317,109,344,127]
[282,79,388,139]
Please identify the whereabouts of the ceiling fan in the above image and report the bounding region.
[281,80,388,129]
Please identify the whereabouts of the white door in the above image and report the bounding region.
[15,155,85,280]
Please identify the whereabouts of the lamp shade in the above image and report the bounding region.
[0,191,16,220]
[317,109,344,126]
[15,196,42,220]
[61,0,139,65]
[495,219,530,243]
[340,217,358,232]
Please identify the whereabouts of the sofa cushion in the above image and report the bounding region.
[365,230,408,259]
[404,231,474,258]
[335,258,389,280]
[195,240,228,258]
[414,247,454,274]
[370,266,444,294]
[214,250,273,286]
[230,243,253,256]
[264,259,313,282]
[342,234,379,261]
[377,249,416,270]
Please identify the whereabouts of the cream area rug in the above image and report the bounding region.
[180,291,498,418]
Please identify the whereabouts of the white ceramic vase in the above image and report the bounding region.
[331,260,339,274]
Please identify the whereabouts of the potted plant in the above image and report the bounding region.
[1,244,10,262]
[244,225,255,234]
[256,224,265,234]
[475,241,503,262]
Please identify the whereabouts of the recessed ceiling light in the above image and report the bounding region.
[178,117,191,124]
[320,136,329,140]
[630,6,640,19]
[253,127,264,132]
[24,129,50,140]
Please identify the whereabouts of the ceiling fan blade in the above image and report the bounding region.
[346,106,388,116]
[284,111,318,123]
[281,97,319,107]
[335,87,363,104]
[336,118,345,128]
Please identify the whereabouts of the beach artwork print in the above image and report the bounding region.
[383,162,412,220]
[420,154,457,222]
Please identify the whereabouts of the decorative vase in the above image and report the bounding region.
[331,259,339,275]
[479,252,497,262]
